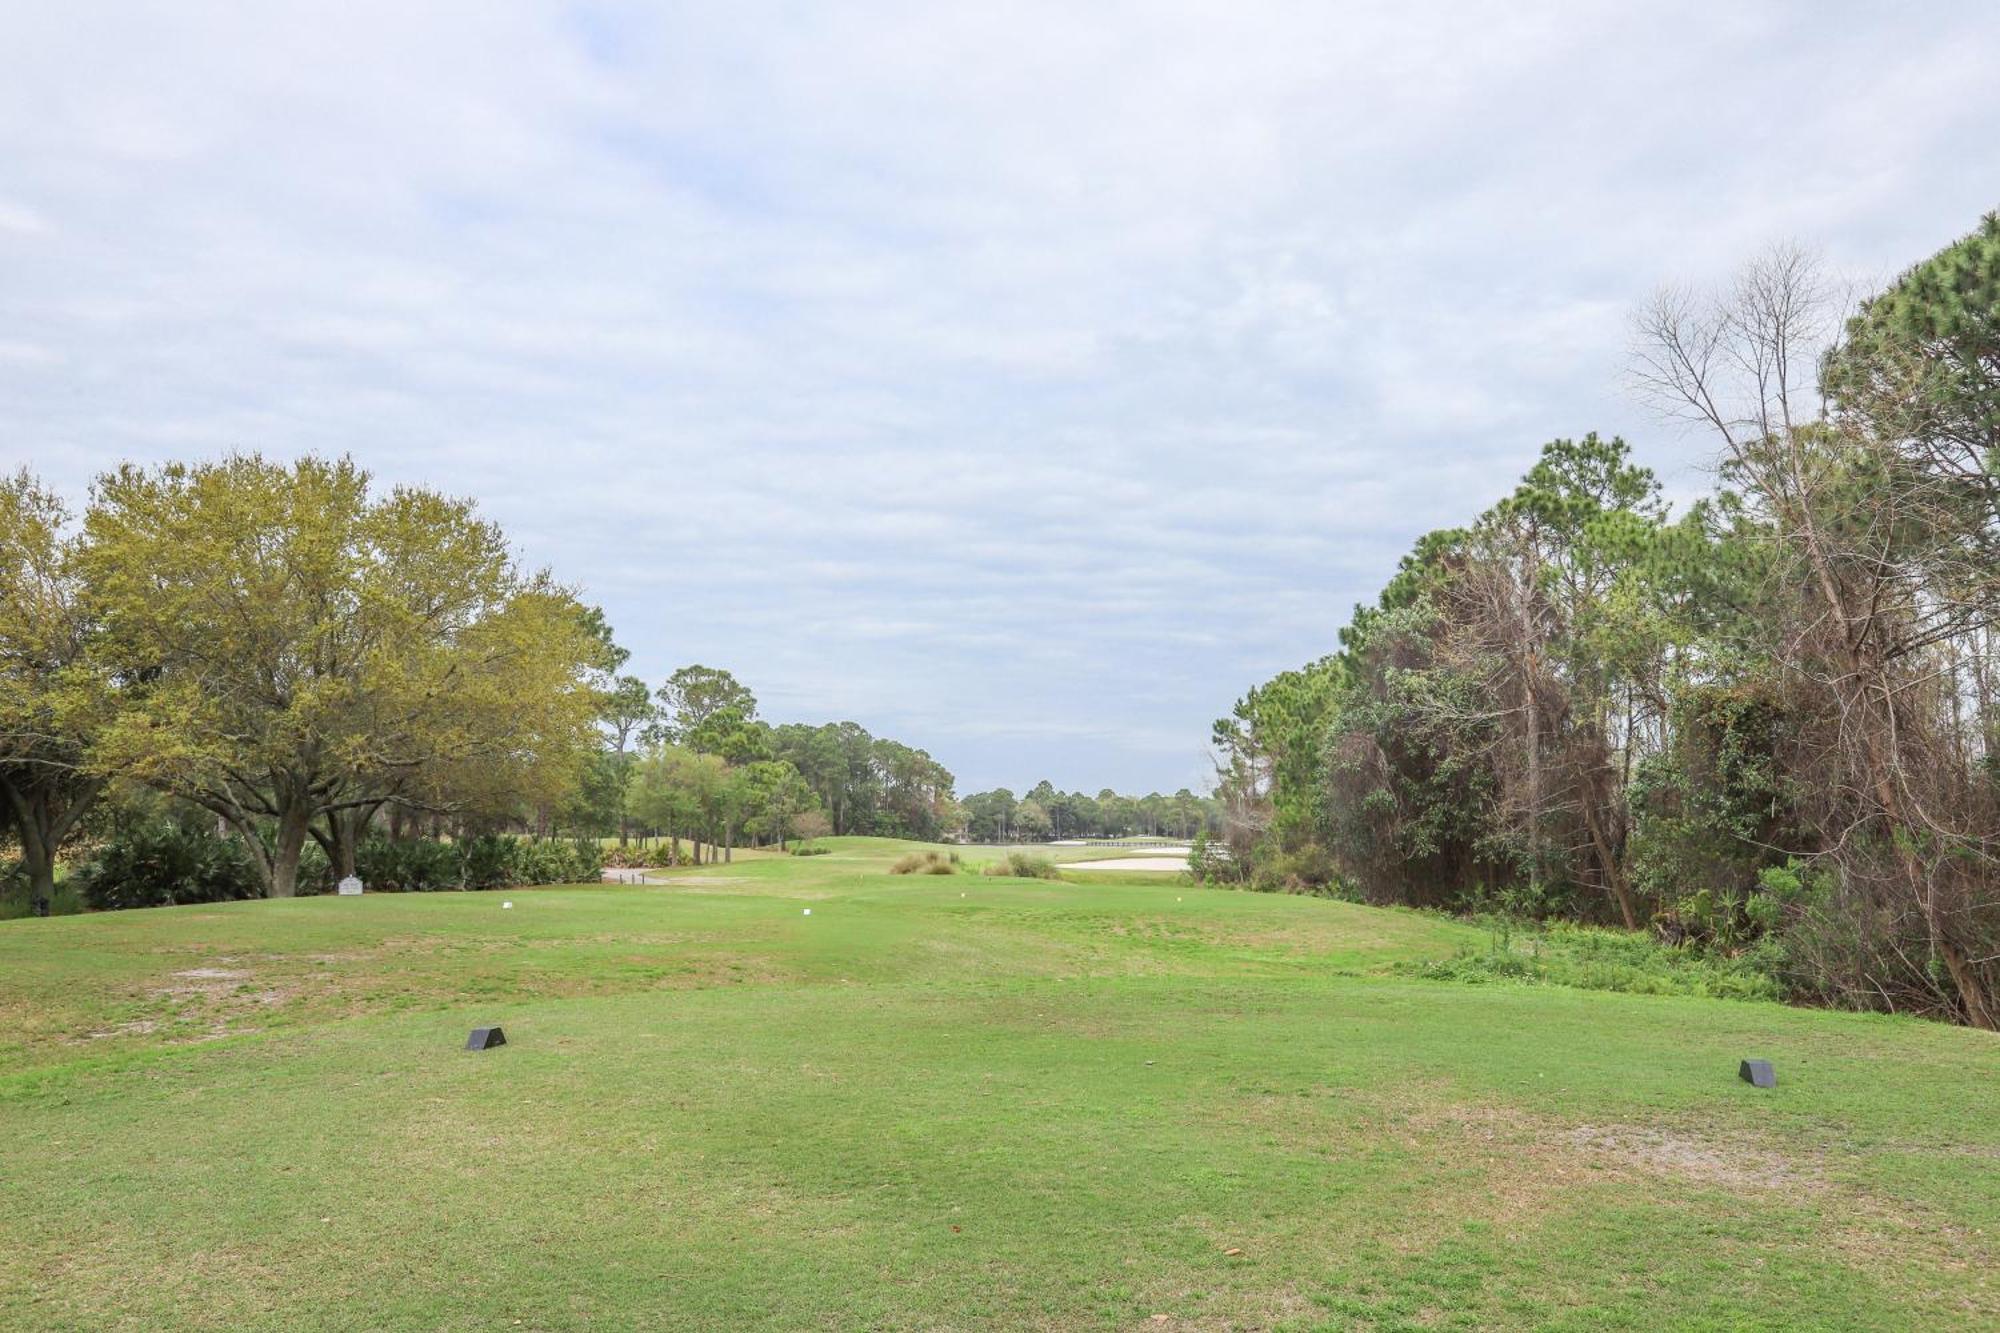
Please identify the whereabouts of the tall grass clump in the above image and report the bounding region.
[890,850,960,875]
[982,852,1061,880]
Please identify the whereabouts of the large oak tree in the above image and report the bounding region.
[0,472,111,907]
[82,455,602,897]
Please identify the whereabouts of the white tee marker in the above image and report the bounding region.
[502,901,513,909]
[802,908,812,916]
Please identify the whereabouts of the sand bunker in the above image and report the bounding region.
[1062,856,1190,872]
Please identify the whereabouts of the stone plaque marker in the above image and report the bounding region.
[465,1026,507,1051]
[337,876,363,896]
[1738,1058,1776,1088]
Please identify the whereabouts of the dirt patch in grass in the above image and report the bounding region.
[86,1019,160,1039]
[1223,1088,1830,1244]
[35,928,823,1063]
[109,961,306,1048]
[1369,1097,1824,1213]
[1565,1122,1811,1189]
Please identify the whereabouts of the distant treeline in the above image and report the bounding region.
[957,783,1220,842]
[599,664,959,862]
[1214,214,2000,1029]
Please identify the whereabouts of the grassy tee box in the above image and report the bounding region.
[1,837,1993,1330]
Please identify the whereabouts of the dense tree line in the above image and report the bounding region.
[1,458,966,906]
[1217,215,2000,1028]
[957,783,1220,842]
[572,664,957,860]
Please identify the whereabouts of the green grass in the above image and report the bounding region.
[1,838,1994,1330]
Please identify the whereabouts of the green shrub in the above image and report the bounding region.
[356,836,461,892]
[790,844,830,857]
[568,838,605,882]
[1188,831,1221,882]
[1398,915,1784,1003]
[603,844,662,869]
[347,834,605,892]
[534,839,580,883]
[890,850,959,875]
[459,835,516,890]
[607,840,701,868]
[0,859,85,918]
[71,822,263,911]
[516,839,569,885]
[506,837,602,886]
[296,841,332,896]
[981,852,1060,880]
[1251,844,1335,892]
[0,882,85,919]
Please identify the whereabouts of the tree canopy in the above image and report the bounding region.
[78,455,603,897]
[0,472,111,906]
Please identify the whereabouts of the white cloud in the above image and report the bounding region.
[3,2,1996,791]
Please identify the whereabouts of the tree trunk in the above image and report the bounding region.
[1524,669,1542,902]
[307,804,377,893]
[1,776,103,912]
[269,800,312,899]
[1579,788,1638,930]
[336,816,358,880]
[1939,937,1997,1030]
[15,810,56,908]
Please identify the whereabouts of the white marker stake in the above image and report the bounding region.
[502,901,513,909]
[802,908,811,916]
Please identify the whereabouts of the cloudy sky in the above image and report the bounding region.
[3,3,1996,794]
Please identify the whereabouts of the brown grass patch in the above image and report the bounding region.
[1565,1122,1809,1189]
[1219,1084,1993,1308]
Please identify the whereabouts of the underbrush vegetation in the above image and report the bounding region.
[890,850,960,875]
[1398,914,1785,1002]
[0,860,85,918]
[602,845,655,870]
[71,821,263,911]
[982,851,1060,879]
[1244,843,1339,894]
[347,835,604,893]
[51,828,607,910]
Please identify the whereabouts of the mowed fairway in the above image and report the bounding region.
[2,841,1994,1330]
